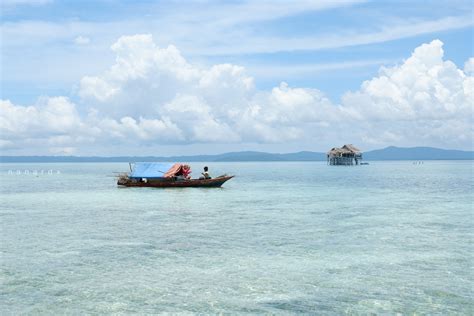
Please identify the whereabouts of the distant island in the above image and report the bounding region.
[1,146,472,163]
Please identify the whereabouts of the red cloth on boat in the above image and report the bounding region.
[182,165,191,178]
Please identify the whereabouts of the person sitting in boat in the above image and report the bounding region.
[200,166,211,179]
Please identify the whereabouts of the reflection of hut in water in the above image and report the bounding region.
[327,144,362,165]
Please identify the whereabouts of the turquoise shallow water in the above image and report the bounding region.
[0,161,473,314]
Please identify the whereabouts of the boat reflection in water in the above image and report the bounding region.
[117,162,234,188]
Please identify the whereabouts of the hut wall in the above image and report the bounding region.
[329,156,355,165]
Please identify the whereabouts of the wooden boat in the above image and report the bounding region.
[117,162,234,188]
[117,174,234,188]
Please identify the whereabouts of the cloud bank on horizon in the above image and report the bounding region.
[1,35,472,155]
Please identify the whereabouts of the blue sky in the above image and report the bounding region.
[0,0,473,155]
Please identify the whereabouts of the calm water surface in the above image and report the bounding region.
[0,161,473,314]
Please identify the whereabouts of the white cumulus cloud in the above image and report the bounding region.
[464,57,474,75]
[341,39,473,148]
[0,97,83,139]
[1,36,472,154]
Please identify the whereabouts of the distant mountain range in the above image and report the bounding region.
[1,146,472,163]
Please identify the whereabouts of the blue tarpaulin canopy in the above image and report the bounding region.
[129,162,174,179]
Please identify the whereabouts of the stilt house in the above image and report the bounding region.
[327,144,362,165]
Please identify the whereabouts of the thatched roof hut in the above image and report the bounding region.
[327,147,345,156]
[327,144,363,165]
[341,144,361,153]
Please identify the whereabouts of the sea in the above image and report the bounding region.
[0,161,472,314]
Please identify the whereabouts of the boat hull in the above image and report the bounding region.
[118,175,234,188]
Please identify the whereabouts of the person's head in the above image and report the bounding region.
[204,166,208,172]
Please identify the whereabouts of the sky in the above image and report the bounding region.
[0,0,473,156]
